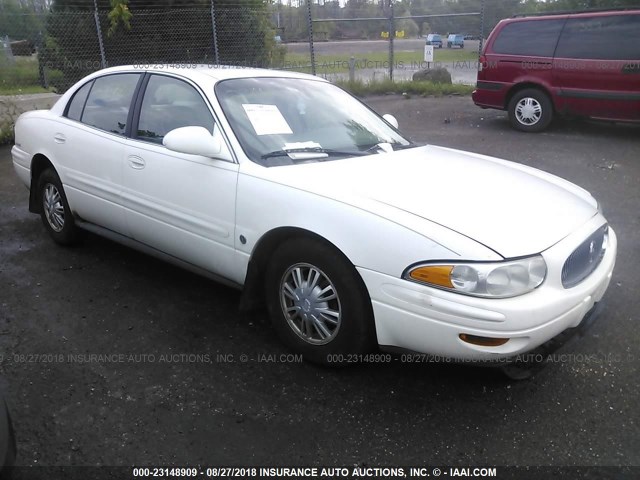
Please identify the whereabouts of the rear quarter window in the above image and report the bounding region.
[555,14,640,60]
[66,81,93,121]
[492,19,565,57]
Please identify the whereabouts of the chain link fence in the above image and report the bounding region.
[37,4,286,92]
[0,2,292,94]
[303,1,485,83]
[0,0,553,94]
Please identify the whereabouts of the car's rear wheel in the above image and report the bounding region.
[508,88,553,133]
[37,168,78,245]
[0,402,16,479]
[265,237,376,365]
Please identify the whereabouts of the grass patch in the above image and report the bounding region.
[282,49,477,75]
[0,98,18,145]
[0,55,52,95]
[0,85,52,95]
[336,78,473,97]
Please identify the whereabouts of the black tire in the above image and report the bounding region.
[0,405,15,480]
[37,168,78,245]
[265,237,376,365]
[507,88,554,133]
[500,355,548,380]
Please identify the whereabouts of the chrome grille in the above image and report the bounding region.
[561,225,608,289]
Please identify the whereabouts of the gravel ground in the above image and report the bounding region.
[0,96,639,474]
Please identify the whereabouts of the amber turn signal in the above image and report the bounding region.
[408,265,454,288]
[459,334,509,347]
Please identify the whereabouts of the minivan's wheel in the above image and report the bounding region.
[265,237,376,365]
[37,168,77,245]
[508,88,553,133]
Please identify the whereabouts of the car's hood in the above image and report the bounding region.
[256,145,598,258]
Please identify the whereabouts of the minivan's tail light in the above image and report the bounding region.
[478,54,486,73]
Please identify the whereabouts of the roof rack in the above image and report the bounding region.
[512,6,640,18]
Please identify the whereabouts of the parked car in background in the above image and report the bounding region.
[447,34,465,48]
[473,8,640,132]
[425,34,443,48]
[12,66,616,370]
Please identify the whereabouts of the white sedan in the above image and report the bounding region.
[12,66,616,369]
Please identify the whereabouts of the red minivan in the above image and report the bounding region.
[472,9,640,132]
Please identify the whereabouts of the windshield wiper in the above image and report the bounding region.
[363,141,419,153]
[261,147,371,160]
[394,142,420,150]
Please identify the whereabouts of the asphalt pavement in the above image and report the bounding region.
[0,96,638,472]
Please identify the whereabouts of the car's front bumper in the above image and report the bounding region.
[358,217,617,361]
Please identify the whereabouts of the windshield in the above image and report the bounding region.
[215,77,412,166]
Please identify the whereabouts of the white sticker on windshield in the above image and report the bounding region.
[283,141,322,150]
[242,104,293,136]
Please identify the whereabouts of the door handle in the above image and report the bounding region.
[128,155,146,170]
[54,133,66,144]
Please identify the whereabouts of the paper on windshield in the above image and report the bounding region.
[283,141,322,150]
[242,104,293,136]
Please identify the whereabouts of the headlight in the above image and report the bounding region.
[404,255,547,298]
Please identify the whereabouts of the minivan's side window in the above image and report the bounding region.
[492,19,565,57]
[66,81,93,121]
[555,14,640,60]
[81,74,140,135]
[136,75,215,145]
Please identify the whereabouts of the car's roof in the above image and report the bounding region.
[503,8,640,24]
[91,65,324,83]
[49,64,329,116]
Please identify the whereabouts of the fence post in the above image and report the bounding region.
[348,56,356,83]
[210,0,220,65]
[37,31,48,89]
[388,1,394,82]
[478,0,485,57]
[93,0,107,68]
[306,0,316,76]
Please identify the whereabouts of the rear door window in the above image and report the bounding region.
[555,14,640,60]
[81,73,141,135]
[492,19,565,57]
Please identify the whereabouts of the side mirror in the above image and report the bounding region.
[383,114,399,129]
[163,126,226,158]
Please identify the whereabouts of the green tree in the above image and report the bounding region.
[0,0,44,42]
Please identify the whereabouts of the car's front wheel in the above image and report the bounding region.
[37,168,78,245]
[508,88,553,133]
[265,237,376,365]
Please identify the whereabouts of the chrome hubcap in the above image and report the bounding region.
[43,183,65,232]
[279,263,342,345]
[515,97,542,125]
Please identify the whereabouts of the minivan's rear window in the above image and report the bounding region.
[555,14,640,60]
[492,19,565,57]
